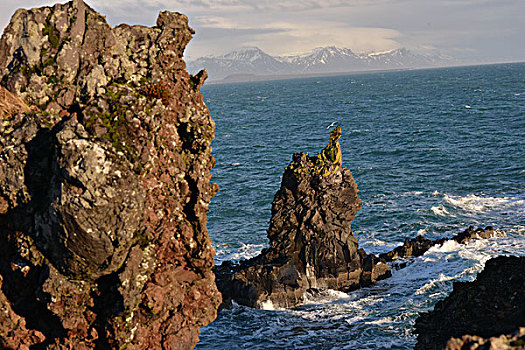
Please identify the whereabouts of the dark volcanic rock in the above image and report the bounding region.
[380,226,498,262]
[215,127,391,309]
[0,1,219,348]
[445,328,525,350]
[414,256,525,350]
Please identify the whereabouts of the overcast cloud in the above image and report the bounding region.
[1,0,524,62]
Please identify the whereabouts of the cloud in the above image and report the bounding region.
[256,23,401,55]
[89,0,387,11]
[2,0,524,63]
[194,16,239,29]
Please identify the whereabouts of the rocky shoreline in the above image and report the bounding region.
[414,255,525,349]
[0,1,522,350]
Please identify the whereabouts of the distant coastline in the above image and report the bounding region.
[204,61,525,85]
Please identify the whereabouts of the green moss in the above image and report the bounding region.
[85,84,145,175]
[113,76,127,85]
[43,57,55,68]
[511,338,525,346]
[38,111,56,128]
[189,74,203,91]
[47,75,59,85]
[17,65,37,79]
[42,22,60,50]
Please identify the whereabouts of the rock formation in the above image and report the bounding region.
[0,1,220,348]
[414,256,525,350]
[445,328,525,350]
[379,226,498,262]
[214,125,504,310]
[215,126,391,309]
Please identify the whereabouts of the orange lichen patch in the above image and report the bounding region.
[141,82,171,105]
[0,86,32,120]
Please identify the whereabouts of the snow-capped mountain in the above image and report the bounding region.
[278,46,362,73]
[187,47,291,80]
[187,46,451,82]
[361,48,447,68]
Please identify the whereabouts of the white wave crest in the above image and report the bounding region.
[431,204,450,217]
[365,317,393,325]
[302,289,350,306]
[215,243,265,263]
[345,316,365,324]
[260,299,275,310]
[362,238,391,247]
[427,239,461,253]
[443,193,525,213]
[328,289,350,298]
[415,273,455,295]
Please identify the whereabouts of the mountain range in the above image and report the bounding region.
[187,46,453,82]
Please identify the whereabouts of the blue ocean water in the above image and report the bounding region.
[196,63,525,349]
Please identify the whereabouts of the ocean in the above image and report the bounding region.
[196,63,525,349]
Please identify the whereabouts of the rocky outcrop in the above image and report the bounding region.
[445,328,525,350]
[215,127,391,309]
[0,1,219,348]
[214,125,503,310]
[380,226,498,262]
[414,256,525,350]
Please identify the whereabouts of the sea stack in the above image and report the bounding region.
[215,126,391,309]
[0,1,219,348]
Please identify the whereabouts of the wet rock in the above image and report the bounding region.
[215,127,391,309]
[414,256,525,350]
[379,226,498,262]
[0,1,219,348]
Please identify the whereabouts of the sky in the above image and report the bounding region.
[1,0,524,62]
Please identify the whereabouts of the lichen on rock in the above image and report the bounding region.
[0,1,220,348]
[287,125,343,178]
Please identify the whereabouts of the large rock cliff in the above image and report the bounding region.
[0,1,220,348]
[414,256,525,350]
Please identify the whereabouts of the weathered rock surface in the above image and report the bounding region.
[0,1,219,348]
[380,226,499,262]
[445,328,525,350]
[215,127,391,309]
[414,256,525,350]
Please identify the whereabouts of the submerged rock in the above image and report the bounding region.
[215,127,391,309]
[0,1,219,348]
[414,256,525,350]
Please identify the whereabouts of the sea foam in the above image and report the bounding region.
[443,193,524,213]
